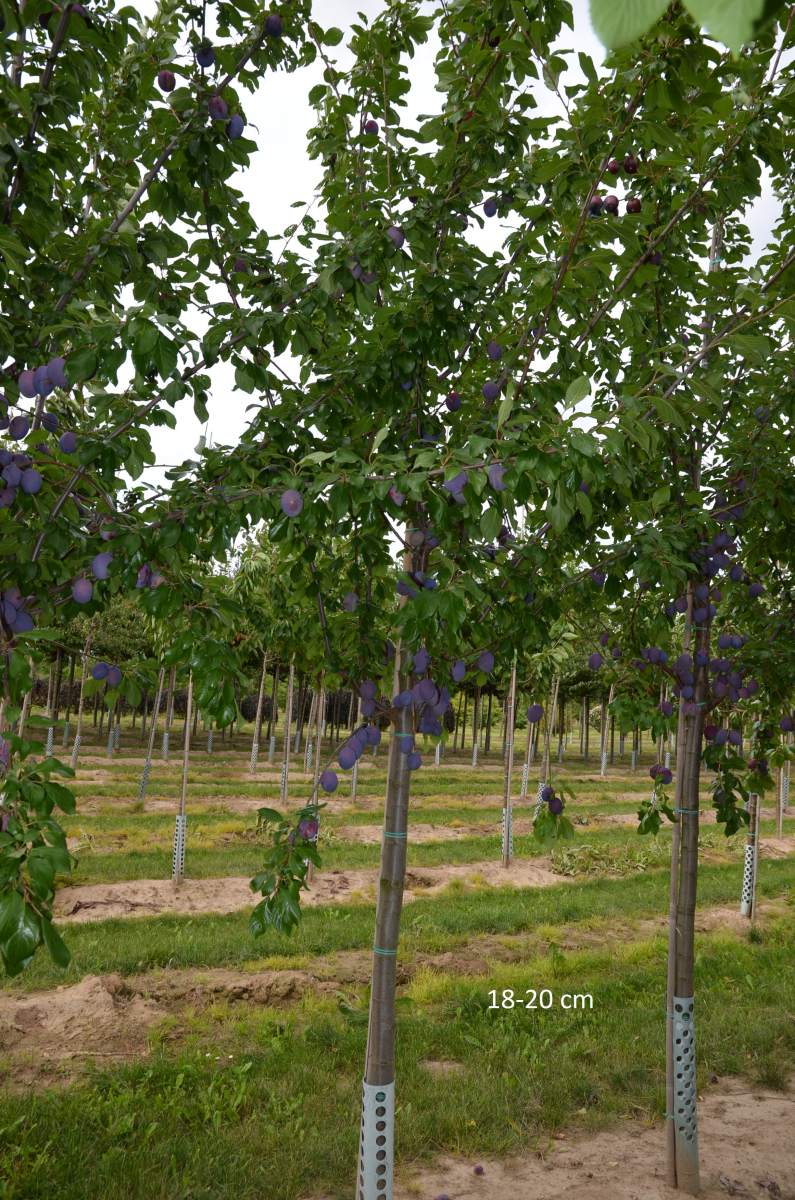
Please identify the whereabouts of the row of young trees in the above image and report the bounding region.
[2,1,794,1196]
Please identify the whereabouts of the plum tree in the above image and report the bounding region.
[1,4,793,1199]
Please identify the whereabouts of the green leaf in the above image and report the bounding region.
[565,375,590,406]
[0,890,24,944]
[685,0,764,52]
[496,390,513,429]
[480,506,501,542]
[651,485,670,512]
[41,918,71,968]
[590,0,669,48]
[0,901,40,977]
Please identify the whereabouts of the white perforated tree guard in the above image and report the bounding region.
[114,723,121,750]
[740,794,758,917]
[664,749,671,769]
[352,760,360,801]
[434,742,442,766]
[740,842,756,916]
[672,996,699,1173]
[631,749,637,770]
[532,777,545,820]
[106,728,115,757]
[357,1080,394,1200]
[207,729,214,754]
[471,741,478,767]
[783,764,790,812]
[45,727,54,756]
[501,805,513,862]
[600,749,607,776]
[520,761,529,801]
[249,739,259,772]
[268,735,276,763]
[161,730,170,760]
[304,737,313,773]
[138,759,152,804]
[172,814,187,883]
[62,721,70,747]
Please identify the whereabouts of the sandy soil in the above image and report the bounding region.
[0,974,162,1079]
[53,858,562,924]
[336,820,537,843]
[397,1078,795,1200]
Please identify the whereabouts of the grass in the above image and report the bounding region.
[58,813,785,884]
[1,917,793,1200]
[7,858,794,992]
[2,723,791,1199]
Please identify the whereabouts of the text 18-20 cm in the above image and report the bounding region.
[488,989,594,1010]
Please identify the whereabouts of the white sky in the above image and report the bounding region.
[134,0,780,488]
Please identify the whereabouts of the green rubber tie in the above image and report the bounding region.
[675,807,699,814]
[373,946,397,957]
[395,731,414,740]
[383,831,407,839]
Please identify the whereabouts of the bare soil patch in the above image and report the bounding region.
[337,820,536,843]
[0,974,162,1085]
[53,858,562,924]
[397,1077,795,1200]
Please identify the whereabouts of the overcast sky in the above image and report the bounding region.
[134,0,780,487]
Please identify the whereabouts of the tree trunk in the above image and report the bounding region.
[138,667,165,806]
[250,652,268,773]
[471,686,481,767]
[70,628,93,770]
[534,677,560,811]
[280,658,295,806]
[162,665,176,760]
[63,653,76,746]
[667,594,708,1194]
[501,657,518,867]
[357,669,411,1200]
[485,691,492,753]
